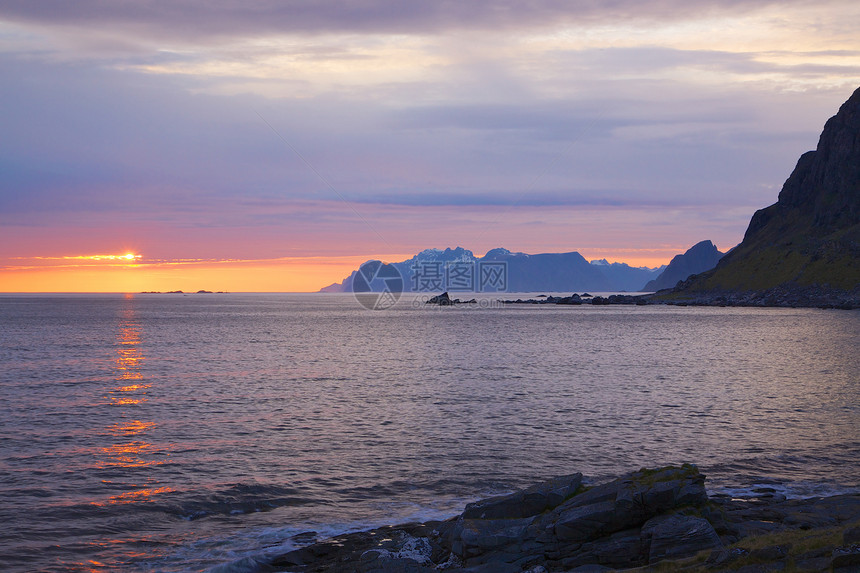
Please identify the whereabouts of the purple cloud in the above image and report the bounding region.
[2,0,858,273]
[0,1,830,39]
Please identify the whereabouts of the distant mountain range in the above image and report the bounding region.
[668,86,860,306]
[322,87,859,306]
[643,240,724,292]
[320,246,699,293]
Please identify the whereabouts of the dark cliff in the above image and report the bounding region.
[670,87,860,301]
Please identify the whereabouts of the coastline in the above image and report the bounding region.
[246,465,860,573]
[485,285,860,310]
[651,283,860,311]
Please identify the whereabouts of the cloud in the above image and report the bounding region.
[0,1,830,40]
[2,0,859,277]
[3,2,859,76]
[0,48,845,228]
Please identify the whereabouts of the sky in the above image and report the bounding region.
[2,1,859,292]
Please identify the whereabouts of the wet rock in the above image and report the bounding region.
[706,546,749,566]
[749,543,791,561]
[271,526,440,573]
[267,466,860,573]
[553,501,621,542]
[794,547,831,572]
[462,473,583,520]
[784,510,837,529]
[453,517,533,557]
[589,528,642,567]
[832,546,860,572]
[733,564,786,572]
[359,557,436,573]
[844,525,860,544]
[643,515,722,563]
[460,563,520,573]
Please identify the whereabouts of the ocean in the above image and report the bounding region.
[1,293,858,572]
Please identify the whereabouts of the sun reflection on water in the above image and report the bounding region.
[107,419,156,436]
[72,537,157,571]
[92,485,175,506]
[110,310,147,402]
[98,441,165,468]
[93,295,172,510]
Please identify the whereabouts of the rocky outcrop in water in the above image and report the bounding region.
[665,87,860,307]
[498,293,647,305]
[263,464,860,572]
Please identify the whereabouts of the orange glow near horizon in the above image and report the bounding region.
[0,248,684,293]
[62,253,142,262]
[577,247,691,269]
[0,254,416,293]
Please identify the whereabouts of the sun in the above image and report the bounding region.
[61,252,143,261]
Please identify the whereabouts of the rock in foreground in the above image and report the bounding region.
[266,464,860,572]
[269,465,724,572]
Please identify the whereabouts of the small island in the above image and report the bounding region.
[139,290,227,294]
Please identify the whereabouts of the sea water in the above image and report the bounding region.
[1,293,858,572]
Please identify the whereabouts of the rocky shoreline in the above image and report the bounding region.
[421,282,859,309]
[494,293,646,306]
[448,284,858,309]
[260,465,860,572]
[652,281,860,310]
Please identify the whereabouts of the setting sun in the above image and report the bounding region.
[61,253,143,262]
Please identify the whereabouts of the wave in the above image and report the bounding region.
[34,482,321,526]
[169,483,322,521]
[702,450,860,499]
